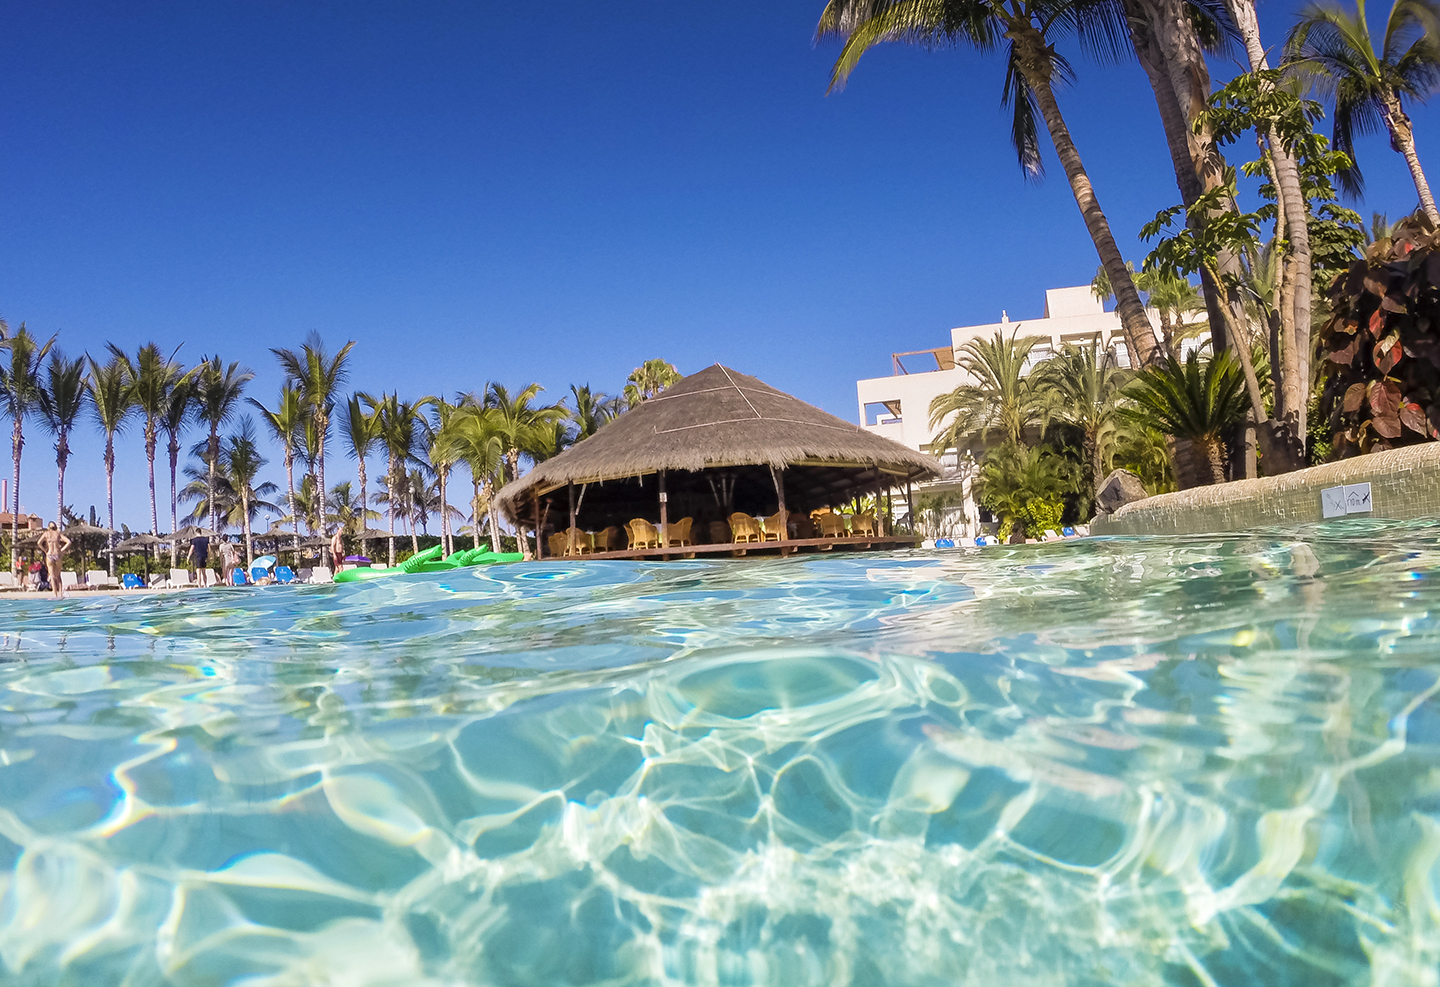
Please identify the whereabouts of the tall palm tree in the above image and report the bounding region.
[624,359,682,408]
[339,393,382,557]
[160,374,197,565]
[88,355,134,573]
[1119,349,1249,486]
[249,384,305,549]
[1035,341,1128,496]
[485,383,566,558]
[362,392,427,565]
[423,397,464,556]
[0,324,57,574]
[818,0,1164,368]
[194,357,254,536]
[1286,0,1440,220]
[928,330,1047,453]
[222,416,267,566]
[272,333,355,560]
[111,343,186,535]
[36,349,88,554]
[436,404,506,552]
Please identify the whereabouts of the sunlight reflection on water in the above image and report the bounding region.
[2,519,1440,984]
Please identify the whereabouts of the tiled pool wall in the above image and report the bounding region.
[1092,441,1440,536]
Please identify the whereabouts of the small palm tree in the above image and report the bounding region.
[0,324,56,574]
[1119,350,1249,487]
[325,480,375,542]
[975,444,1078,541]
[1035,342,1128,496]
[339,393,382,556]
[36,350,87,540]
[194,357,254,535]
[88,354,135,573]
[568,384,619,439]
[222,417,268,566]
[179,448,280,544]
[1286,0,1440,219]
[249,384,305,549]
[928,330,1046,453]
[271,333,355,554]
[624,359,681,408]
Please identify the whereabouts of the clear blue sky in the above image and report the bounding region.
[2,1,1433,530]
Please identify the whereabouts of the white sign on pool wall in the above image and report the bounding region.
[1322,482,1373,518]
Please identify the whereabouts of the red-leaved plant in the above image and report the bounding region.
[1319,214,1440,456]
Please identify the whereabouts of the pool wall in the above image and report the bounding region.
[1092,441,1440,535]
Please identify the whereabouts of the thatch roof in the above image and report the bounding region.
[497,364,941,511]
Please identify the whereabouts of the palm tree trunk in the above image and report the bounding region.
[207,426,219,535]
[487,476,502,552]
[242,491,253,567]
[146,425,158,535]
[284,448,297,551]
[105,438,116,575]
[1174,434,1227,487]
[56,433,67,545]
[315,414,328,568]
[386,457,397,566]
[168,438,180,567]
[438,465,450,556]
[12,419,22,578]
[357,456,368,560]
[1381,95,1440,223]
[1010,28,1162,369]
[472,479,482,550]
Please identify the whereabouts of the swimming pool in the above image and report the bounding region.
[2,519,1438,985]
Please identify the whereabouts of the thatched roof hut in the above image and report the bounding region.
[497,365,941,534]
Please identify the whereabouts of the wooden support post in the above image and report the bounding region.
[534,492,542,559]
[770,465,788,554]
[905,478,913,534]
[567,483,576,556]
[658,470,669,547]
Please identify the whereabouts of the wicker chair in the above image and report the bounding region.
[592,526,620,552]
[564,527,592,555]
[761,511,786,542]
[852,513,877,537]
[818,513,848,538]
[668,517,694,547]
[709,520,731,544]
[547,532,569,557]
[791,514,817,539]
[627,519,660,550]
[728,512,761,544]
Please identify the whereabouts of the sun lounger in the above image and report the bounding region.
[121,573,144,589]
[168,568,192,588]
[86,569,117,589]
[0,572,17,591]
[274,565,296,584]
[61,571,80,591]
[230,570,249,586]
[309,566,333,584]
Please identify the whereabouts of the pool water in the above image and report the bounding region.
[3,520,1440,985]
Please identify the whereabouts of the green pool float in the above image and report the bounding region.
[333,544,524,583]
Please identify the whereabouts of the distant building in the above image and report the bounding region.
[855,286,1183,539]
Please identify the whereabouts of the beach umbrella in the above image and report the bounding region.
[63,522,117,574]
[171,525,221,541]
[116,533,164,580]
[355,528,393,541]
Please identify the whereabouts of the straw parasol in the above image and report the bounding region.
[117,533,164,579]
[171,525,222,541]
[496,364,941,531]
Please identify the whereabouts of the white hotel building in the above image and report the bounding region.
[856,285,1171,539]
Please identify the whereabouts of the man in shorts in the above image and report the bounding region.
[188,535,210,584]
[35,523,71,600]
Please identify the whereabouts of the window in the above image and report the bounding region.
[864,401,902,426]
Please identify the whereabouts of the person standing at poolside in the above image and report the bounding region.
[188,534,210,583]
[329,527,344,570]
[35,523,71,600]
[218,539,239,586]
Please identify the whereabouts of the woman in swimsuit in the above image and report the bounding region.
[36,523,71,600]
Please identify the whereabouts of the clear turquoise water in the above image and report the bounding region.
[3,520,1440,985]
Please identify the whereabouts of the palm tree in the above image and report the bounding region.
[160,374,197,565]
[88,354,134,573]
[568,384,619,440]
[1035,341,1128,496]
[486,383,566,557]
[325,480,374,542]
[975,444,1078,541]
[1119,350,1249,487]
[928,330,1047,453]
[110,343,185,536]
[222,417,267,566]
[1286,0,1440,220]
[624,359,682,408]
[194,357,254,536]
[339,393,382,557]
[436,404,505,552]
[179,446,280,543]
[422,398,462,556]
[272,333,355,560]
[36,350,87,541]
[818,0,1164,368]
[0,324,56,574]
[249,384,305,549]
[363,392,427,565]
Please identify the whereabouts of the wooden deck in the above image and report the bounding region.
[549,534,921,561]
